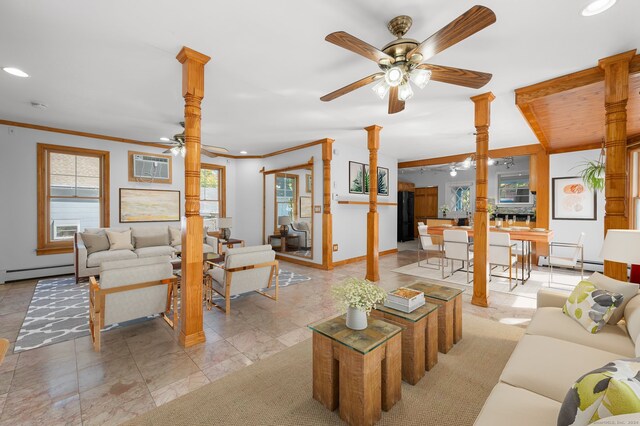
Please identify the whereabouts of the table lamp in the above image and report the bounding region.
[218,217,233,240]
[600,229,640,284]
[278,216,291,236]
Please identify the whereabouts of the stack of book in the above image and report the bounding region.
[384,287,426,313]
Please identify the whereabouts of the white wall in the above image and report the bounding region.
[549,149,605,263]
[331,140,397,262]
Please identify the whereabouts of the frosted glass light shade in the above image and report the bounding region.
[385,67,404,87]
[600,230,640,264]
[372,79,390,99]
[398,82,413,101]
[410,68,432,89]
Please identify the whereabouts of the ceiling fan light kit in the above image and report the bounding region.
[321,5,496,114]
[581,0,617,16]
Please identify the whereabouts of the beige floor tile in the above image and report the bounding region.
[78,354,141,393]
[136,351,200,392]
[1,385,81,425]
[225,328,273,353]
[276,326,312,347]
[81,386,155,426]
[0,394,5,419]
[184,339,243,370]
[150,371,210,406]
[202,353,253,382]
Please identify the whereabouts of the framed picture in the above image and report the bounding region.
[305,174,312,193]
[349,161,365,194]
[364,164,370,194]
[120,188,181,223]
[552,177,597,220]
[377,167,389,196]
[300,196,312,218]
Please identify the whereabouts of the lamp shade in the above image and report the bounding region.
[600,230,640,264]
[218,217,233,229]
[278,216,292,226]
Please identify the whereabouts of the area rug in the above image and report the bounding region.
[14,269,311,353]
[392,260,578,299]
[126,313,524,426]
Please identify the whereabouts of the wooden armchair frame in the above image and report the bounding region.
[204,260,279,315]
[89,275,178,352]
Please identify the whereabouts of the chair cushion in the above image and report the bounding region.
[106,229,134,251]
[527,307,634,357]
[558,358,640,426]
[80,232,110,255]
[624,295,640,346]
[134,246,175,259]
[173,244,214,254]
[474,383,561,426]
[87,249,137,268]
[587,272,640,325]
[207,267,226,295]
[500,335,622,403]
[563,281,623,334]
[134,233,169,249]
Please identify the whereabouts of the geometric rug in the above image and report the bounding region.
[14,269,311,353]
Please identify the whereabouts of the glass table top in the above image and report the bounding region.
[374,301,439,323]
[308,315,402,355]
[407,282,464,302]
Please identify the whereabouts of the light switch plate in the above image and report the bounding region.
[333,244,339,252]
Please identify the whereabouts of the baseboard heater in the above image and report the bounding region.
[1,264,74,284]
[536,257,611,273]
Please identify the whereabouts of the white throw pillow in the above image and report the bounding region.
[587,272,639,325]
[169,227,181,247]
[106,230,134,251]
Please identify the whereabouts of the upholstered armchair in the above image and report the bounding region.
[289,222,311,249]
[89,256,178,351]
[205,245,278,315]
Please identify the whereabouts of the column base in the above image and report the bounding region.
[179,330,206,348]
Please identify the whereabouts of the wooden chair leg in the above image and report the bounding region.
[274,266,279,301]
[225,273,232,316]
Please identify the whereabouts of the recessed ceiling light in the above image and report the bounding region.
[581,0,616,16]
[160,137,171,142]
[2,67,29,78]
[240,150,248,155]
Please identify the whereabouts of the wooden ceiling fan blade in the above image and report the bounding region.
[408,5,496,62]
[388,86,405,114]
[162,148,174,154]
[201,149,219,158]
[325,31,394,64]
[202,144,229,153]
[321,73,384,102]
[417,64,492,89]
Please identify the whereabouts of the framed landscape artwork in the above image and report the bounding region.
[349,161,365,194]
[552,177,597,220]
[300,196,312,218]
[120,188,181,223]
[377,167,389,196]
[305,174,312,193]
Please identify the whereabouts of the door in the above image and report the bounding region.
[414,187,438,236]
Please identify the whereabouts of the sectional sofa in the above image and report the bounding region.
[474,276,640,425]
[75,225,217,281]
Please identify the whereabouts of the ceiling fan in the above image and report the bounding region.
[320,5,496,114]
[145,122,229,158]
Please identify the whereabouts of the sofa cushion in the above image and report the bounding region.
[80,232,110,255]
[134,233,169,249]
[173,244,214,254]
[106,229,134,251]
[624,295,640,346]
[131,226,169,239]
[558,358,640,425]
[87,249,137,268]
[588,272,640,324]
[563,281,623,334]
[169,227,181,246]
[474,383,561,426]
[527,307,634,357]
[134,246,175,259]
[500,335,622,403]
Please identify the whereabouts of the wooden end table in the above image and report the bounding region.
[408,282,464,354]
[268,234,299,252]
[309,316,402,426]
[371,302,439,385]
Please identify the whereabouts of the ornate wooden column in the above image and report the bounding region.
[471,92,495,307]
[599,50,635,281]
[322,138,334,270]
[176,46,210,347]
[365,125,382,282]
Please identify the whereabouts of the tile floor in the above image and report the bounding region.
[0,250,570,425]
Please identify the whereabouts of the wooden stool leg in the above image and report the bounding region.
[425,310,439,371]
[312,333,338,411]
[338,345,383,426]
[437,300,454,354]
[454,294,463,343]
[382,334,402,410]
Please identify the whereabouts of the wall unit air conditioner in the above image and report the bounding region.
[132,154,170,180]
[52,219,80,240]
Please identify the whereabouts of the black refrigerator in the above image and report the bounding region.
[397,191,415,242]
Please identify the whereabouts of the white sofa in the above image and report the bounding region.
[474,287,640,425]
[75,225,217,281]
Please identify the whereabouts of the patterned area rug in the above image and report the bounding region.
[14,270,311,353]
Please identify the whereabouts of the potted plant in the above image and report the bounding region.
[573,143,605,192]
[440,204,450,217]
[331,277,387,330]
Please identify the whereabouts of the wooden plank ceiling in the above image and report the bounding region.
[515,52,640,153]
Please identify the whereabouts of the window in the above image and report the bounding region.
[498,173,531,204]
[37,144,109,255]
[200,164,226,222]
[451,185,472,212]
[274,173,297,229]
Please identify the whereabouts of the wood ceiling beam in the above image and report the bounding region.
[397,144,542,169]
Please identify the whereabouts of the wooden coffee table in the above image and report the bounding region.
[408,282,464,354]
[371,302,439,385]
[309,315,402,426]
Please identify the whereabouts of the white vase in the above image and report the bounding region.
[346,306,368,330]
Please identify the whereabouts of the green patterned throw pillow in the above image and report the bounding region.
[562,281,623,334]
[558,358,640,425]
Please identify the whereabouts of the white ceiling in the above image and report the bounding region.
[0,0,638,161]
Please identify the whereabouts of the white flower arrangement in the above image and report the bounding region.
[331,277,387,315]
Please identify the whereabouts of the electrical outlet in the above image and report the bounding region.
[333,244,339,252]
